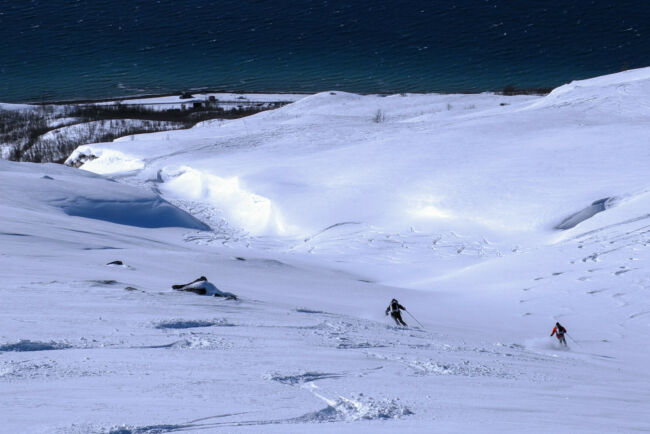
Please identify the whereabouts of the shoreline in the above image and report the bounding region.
[26,89,314,106]
[14,85,553,106]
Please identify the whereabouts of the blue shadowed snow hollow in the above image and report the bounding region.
[60,197,211,230]
[0,0,648,102]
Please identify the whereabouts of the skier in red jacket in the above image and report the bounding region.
[551,322,567,346]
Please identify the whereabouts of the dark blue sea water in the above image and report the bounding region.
[1,0,648,102]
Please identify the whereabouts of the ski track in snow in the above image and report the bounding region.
[2,270,606,432]
[4,280,615,432]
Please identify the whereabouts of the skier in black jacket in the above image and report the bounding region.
[385,298,407,326]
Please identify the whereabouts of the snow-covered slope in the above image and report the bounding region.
[73,70,650,238]
[2,68,650,432]
[68,67,650,281]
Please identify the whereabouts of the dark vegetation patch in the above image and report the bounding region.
[68,102,280,123]
[155,320,216,329]
[1,99,288,164]
[87,279,119,286]
[154,319,233,329]
[295,308,324,314]
[270,372,343,385]
[0,340,71,352]
[109,424,188,434]
[500,84,553,96]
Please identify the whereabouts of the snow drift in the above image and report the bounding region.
[0,160,209,230]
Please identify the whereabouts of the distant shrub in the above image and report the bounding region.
[502,84,517,96]
[373,109,386,123]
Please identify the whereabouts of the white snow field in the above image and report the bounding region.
[2,68,650,433]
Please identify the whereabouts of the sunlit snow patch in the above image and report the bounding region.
[160,166,292,235]
[67,147,144,174]
[406,194,454,221]
[410,205,454,220]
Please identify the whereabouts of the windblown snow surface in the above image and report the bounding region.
[2,68,650,433]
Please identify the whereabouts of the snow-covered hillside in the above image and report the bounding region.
[2,68,650,433]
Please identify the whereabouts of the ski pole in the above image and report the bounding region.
[566,333,580,346]
[405,310,425,329]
